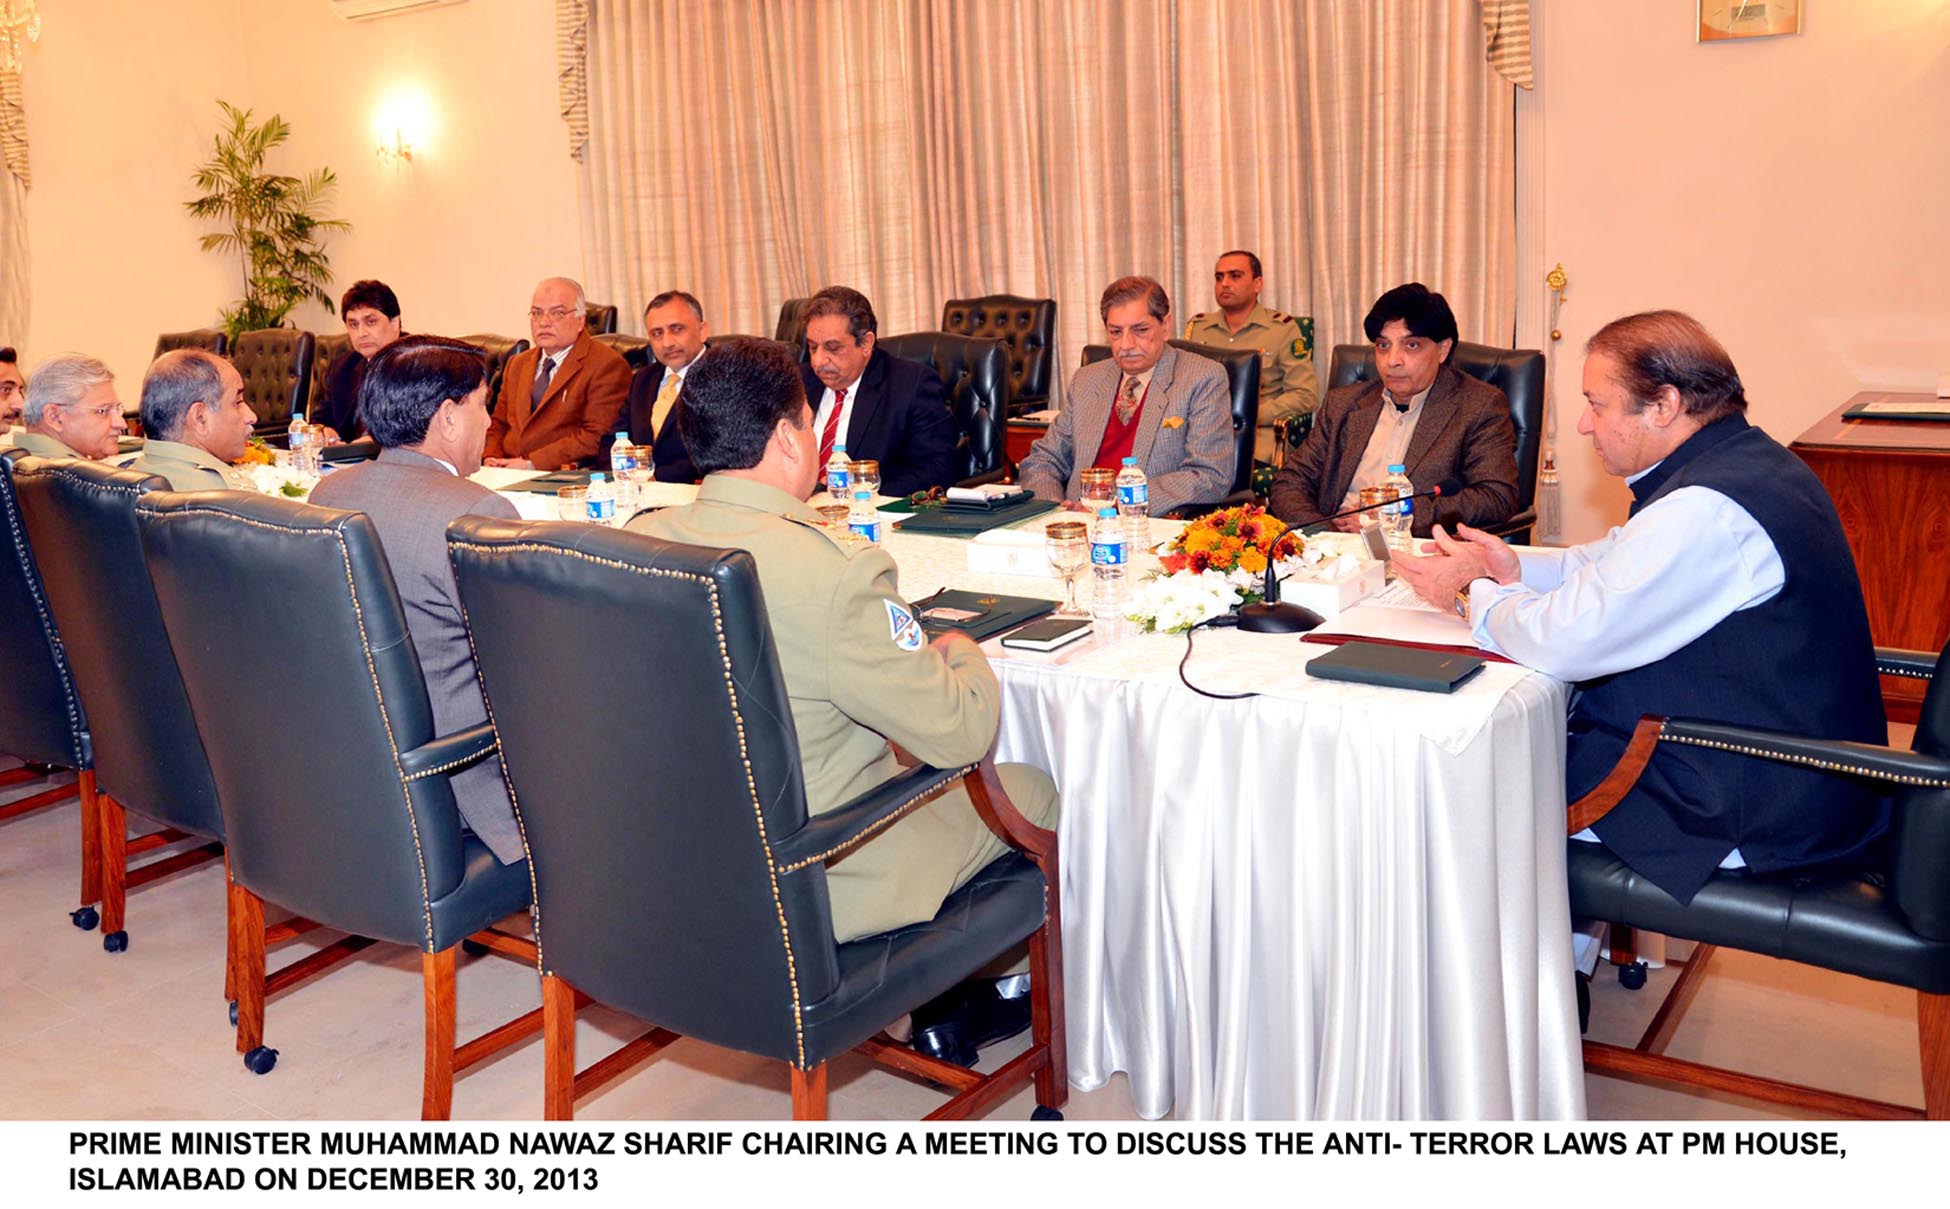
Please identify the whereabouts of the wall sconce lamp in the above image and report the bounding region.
[377,128,413,167]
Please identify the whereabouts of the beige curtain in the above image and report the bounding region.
[0,64,28,347]
[576,0,1514,385]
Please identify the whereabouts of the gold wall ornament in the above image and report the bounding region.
[1535,264,1570,544]
[1699,1,1803,43]
[0,0,39,75]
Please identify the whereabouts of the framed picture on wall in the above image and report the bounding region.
[1699,1,1803,42]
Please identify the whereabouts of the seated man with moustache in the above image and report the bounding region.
[628,336,1059,1067]
[484,276,631,470]
[308,337,525,866]
[799,286,958,499]
[127,350,256,490]
[1016,276,1235,517]
[14,353,127,461]
[1268,282,1517,536]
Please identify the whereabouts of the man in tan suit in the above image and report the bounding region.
[628,336,1058,1066]
[1184,250,1318,464]
[14,353,126,460]
[484,277,630,471]
[127,350,256,491]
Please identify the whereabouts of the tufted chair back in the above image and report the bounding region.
[594,332,652,371]
[309,332,350,414]
[0,451,90,772]
[152,329,228,361]
[941,295,1056,412]
[459,333,530,405]
[584,303,619,335]
[9,459,223,840]
[232,328,316,432]
[877,331,1011,486]
[1082,339,1260,497]
[773,297,817,352]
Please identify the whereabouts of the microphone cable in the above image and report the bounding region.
[1177,615,1260,701]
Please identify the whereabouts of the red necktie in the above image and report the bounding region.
[817,388,848,466]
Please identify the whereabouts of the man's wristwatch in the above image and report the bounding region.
[1452,579,1484,620]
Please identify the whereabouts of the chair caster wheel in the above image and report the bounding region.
[460,939,488,958]
[228,1000,239,1027]
[1031,1105,1064,1122]
[102,930,128,953]
[71,906,99,931]
[1618,960,1648,990]
[243,1046,278,1075]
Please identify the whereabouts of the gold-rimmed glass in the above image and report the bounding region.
[849,458,881,499]
[1045,520,1090,618]
[1079,467,1117,515]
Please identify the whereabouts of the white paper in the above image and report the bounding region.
[1310,600,1479,647]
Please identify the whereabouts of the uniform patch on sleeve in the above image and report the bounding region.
[1291,338,1307,358]
[885,600,924,651]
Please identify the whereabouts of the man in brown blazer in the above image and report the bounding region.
[1269,282,1518,537]
[484,277,630,471]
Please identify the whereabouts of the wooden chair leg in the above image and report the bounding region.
[1921,991,1949,1121]
[78,770,101,908]
[98,792,127,945]
[422,948,457,1121]
[792,1063,828,1120]
[542,974,577,1121]
[1030,918,1069,1111]
[229,879,266,1056]
[222,857,237,1003]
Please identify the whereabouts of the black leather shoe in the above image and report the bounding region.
[1576,972,1591,1035]
[911,980,1032,1068]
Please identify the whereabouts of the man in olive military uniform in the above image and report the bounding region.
[127,349,257,491]
[1184,249,1318,465]
[628,337,1059,1065]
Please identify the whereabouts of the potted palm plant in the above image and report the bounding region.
[186,101,351,342]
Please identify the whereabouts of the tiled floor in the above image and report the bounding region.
[0,761,1927,1121]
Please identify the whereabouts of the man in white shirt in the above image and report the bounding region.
[620,289,710,482]
[1394,310,1887,904]
[797,286,957,499]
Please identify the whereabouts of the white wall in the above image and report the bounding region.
[21,0,580,395]
[1524,0,1950,542]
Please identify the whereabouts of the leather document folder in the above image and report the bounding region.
[1304,639,1487,693]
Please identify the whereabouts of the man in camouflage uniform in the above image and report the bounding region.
[1184,249,1318,465]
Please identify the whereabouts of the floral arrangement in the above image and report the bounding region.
[1123,503,1307,633]
[233,461,317,500]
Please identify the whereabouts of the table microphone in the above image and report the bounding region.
[1309,477,1465,529]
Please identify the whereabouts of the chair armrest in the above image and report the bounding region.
[1482,507,1536,538]
[1876,647,1939,682]
[956,464,1011,489]
[1166,488,1255,521]
[1658,718,1950,788]
[399,722,500,782]
[773,762,974,872]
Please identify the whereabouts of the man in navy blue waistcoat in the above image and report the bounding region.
[1395,310,1887,905]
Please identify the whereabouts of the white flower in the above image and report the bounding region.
[234,462,319,500]
[1122,568,1244,633]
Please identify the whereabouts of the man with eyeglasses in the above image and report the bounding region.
[0,347,25,436]
[15,352,127,460]
[484,276,630,471]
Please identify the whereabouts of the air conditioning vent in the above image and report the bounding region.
[331,0,468,22]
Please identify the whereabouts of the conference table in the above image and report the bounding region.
[486,471,1587,1121]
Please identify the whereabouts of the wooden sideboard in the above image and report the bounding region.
[1791,393,1950,723]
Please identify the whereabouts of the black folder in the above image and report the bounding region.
[910,589,1057,642]
[1304,639,1486,693]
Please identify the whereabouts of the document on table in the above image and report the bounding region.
[1310,576,1481,647]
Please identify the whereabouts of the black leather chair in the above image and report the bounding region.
[10,459,228,953]
[152,329,229,360]
[459,334,530,406]
[307,333,349,417]
[941,295,1056,414]
[447,517,1067,1121]
[774,296,816,350]
[136,490,538,1114]
[0,451,100,925]
[584,303,619,335]
[1325,342,1546,543]
[232,328,316,433]
[593,332,651,371]
[877,331,1011,486]
[1080,339,1260,516]
[1568,643,1950,1119]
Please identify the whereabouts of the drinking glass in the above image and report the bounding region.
[1045,520,1090,618]
[849,459,882,500]
[556,485,588,521]
[1079,467,1117,515]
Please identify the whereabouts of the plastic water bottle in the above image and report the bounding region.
[1115,456,1150,551]
[848,487,881,543]
[610,432,637,480]
[826,443,851,505]
[286,413,311,473]
[585,472,617,526]
[1380,463,1415,551]
[1090,506,1128,622]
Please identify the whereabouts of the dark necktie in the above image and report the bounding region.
[1116,375,1142,424]
[531,354,556,409]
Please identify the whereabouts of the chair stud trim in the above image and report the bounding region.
[777,765,979,873]
[2,467,88,766]
[1662,731,1950,788]
[446,538,812,1066]
[1875,662,1934,681]
[402,745,501,783]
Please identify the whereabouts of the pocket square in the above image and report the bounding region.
[1161,416,1186,430]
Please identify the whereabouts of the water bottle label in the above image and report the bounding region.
[613,451,638,475]
[587,497,615,523]
[1118,483,1148,507]
[1091,540,1127,566]
[849,520,881,543]
[828,467,851,496]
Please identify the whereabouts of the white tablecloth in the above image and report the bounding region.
[499,488,1587,1121]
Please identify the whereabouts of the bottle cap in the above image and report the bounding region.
[590,472,606,482]
[854,488,871,500]
[1387,463,1405,473]
[1097,507,1117,519]
[1122,456,1137,466]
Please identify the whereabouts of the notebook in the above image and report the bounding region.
[1304,639,1487,693]
[910,589,1057,642]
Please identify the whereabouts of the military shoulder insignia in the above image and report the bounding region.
[885,599,924,651]
[1272,311,1292,323]
[1291,339,1307,358]
[1191,311,1207,320]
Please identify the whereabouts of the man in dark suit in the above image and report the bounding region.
[621,289,708,483]
[1017,276,1235,516]
[308,337,524,866]
[1268,282,1518,537]
[799,286,956,499]
[312,278,404,444]
[484,276,631,471]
